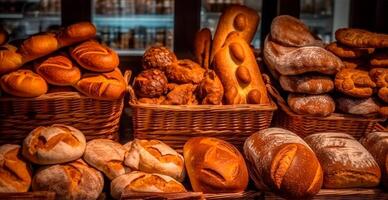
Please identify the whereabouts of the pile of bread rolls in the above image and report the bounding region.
[0,22,126,100]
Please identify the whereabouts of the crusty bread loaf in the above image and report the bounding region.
[32,159,104,200]
[304,132,381,188]
[0,144,31,192]
[336,28,388,48]
[133,69,168,98]
[370,49,388,67]
[111,171,186,199]
[165,59,205,84]
[194,28,212,69]
[83,139,130,180]
[198,70,224,105]
[56,21,96,47]
[0,69,48,97]
[336,97,380,115]
[360,131,388,188]
[18,33,59,63]
[335,68,376,98]
[244,128,323,199]
[326,42,374,58]
[142,46,177,70]
[22,124,86,165]
[214,32,269,104]
[210,5,259,62]
[124,139,185,182]
[279,75,334,94]
[288,93,335,117]
[35,54,81,86]
[184,137,248,193]
[0,44,23,75]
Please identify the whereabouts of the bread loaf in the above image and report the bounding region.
[244,128,323,199]
[22,124,86,165]
[133,69,168,98]
[162,83,198,105]
[165,59,205,84]
[335,28,388,48]
[111,171,186,199]
[184,137,248,193]
[304,133,381,188]
[32,159,104,200]
[210,5,259,62]
[83,139,130,180]
[326,42,374,58]
[0,44,23,74]
[194,28,212,69]
[0,69,48,97]
[19,33,59,63]
[142,46,177,70]
[336,97,380,115]
[214,32,269,104]
[288,93,335,117]
[335,68,376,98]
[198,70,224,105]
[370,49,388,67]
[124,139,185,182]
[56,21,97,47]
[0,144,31,192]
[279,75,334,94]
[360,131,388,188]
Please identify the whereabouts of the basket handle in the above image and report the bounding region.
[124,70,137,104]
[124,70,132,85]
[263,73,287,106]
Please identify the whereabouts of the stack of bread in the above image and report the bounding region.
[264,15,344,117]
[0,22,126,100]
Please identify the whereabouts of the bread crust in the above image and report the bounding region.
[0,69,47,97]
[336,28,388,48]
[194,28,212,69]
[134,69,168,98]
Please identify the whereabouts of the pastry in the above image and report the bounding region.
[194,28,212,69]
[133,69,168,98]
[326,42,374,58]
[370,68,388,87]
[335,28,388,48]
[0,44,23,74]
[279,75,334,94]
[335,68,376,98]
[370,49,388,67]
[162,83,198,105]
[165,59,205,84]
[142,46,177,70]
[0,69,48,97]
[336,97,380,115]
[198,70,224,105]
[287,93,335,117]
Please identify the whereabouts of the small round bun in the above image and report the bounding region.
[133,69,168,98]
[142,46,177,70]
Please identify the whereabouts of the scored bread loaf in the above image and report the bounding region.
[336,97,380,115]
[0,69,48,97]
[214,32,269,104]
[198,70,224,105]
[287,93,335,117]
[0,144,31,192]
[326,42,374,58]
[244,128,323,199]
[0,44,22,74]
[335,28,388,48]
[111,171,186,199]
[194,28,212,69]
[183,137,249,193]
[304,133,381,188]
[335,68,376,98]
[279,75,334,94]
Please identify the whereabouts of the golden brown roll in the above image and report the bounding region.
[22,124,86,165]
[184,137,248,193]
[194,28,212,69]
[305,132,381,188]
[165,59,205,84]
[244,128,323,199]
[0,144,32,192]
[325,42,374,58]
[0,69,48,97]
[198,70,224,105]
[18,33,59,63]
[35,54,81,86]
[335,28,388,48]
[0,26,9,46]
[0,44,23,75]
[288,93,335,117]
[162,83,198,105]
[71,40,119,72]
[56,22,96,47]
[75,68,126,100]
[142,46,177,70]
[279,75,334,94]
[335,68,376,98]
[111,171,186,199]
[32,159,104,200]
[133,69,168,98]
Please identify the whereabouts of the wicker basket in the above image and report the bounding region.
[265,189,388,200]
[121,191,263,200]
[0,71,131,145]
[0,192,55,200]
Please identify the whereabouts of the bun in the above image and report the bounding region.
[18,33,59,63]
[22,124,86,165]
[279,75,334,94]
[370,49,388,67]
[214,32,269,104]
[244,128,323,199]
[210,5,259,62]
[0,144,31,192]
[0,44,23,74]
[304,132,381,188]
[184,137,248,193]
[165,59,205,84]
[56,21,97,47]
[83,139,130,180]
[326,42,374,58]
[335,28,388,48]
[288,93,335,117]
[35,54,81,86]
[71,40,119,72]
[194,28,212,69]
[76,68,126,100]
[336,97,380,115]
[162,83,198,105]
[142,46,177,70]
[111,171,186,199]
[335,68,376,98]
[198,70,224,105]
[0,69,47,97]
[32,159,104,200]
[124,139,185,182]
[134,69,168,98]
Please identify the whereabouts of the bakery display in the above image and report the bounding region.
[194,28,212,69]
[0,69,48,97]
[184,137,248,193]
[304,132,381,188]
[244,128,323,199]
[287,93,335,117]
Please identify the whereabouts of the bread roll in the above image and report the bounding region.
[56,21,97,47]
[370,68,388,87]
[335,68,376,98]
[111,171,186,199]
[184,137,248,193]
[335,28,388,48]
[0,44,23,74]
[336,97,380,115]
[214,32,269,104]
[162,83,198,105]
[0,69,48,97]
[32,159,104,200]
[83,139,130,180]
[279,75,334,94]
[165,59,205,84]
[75,68,126,100]
[194,28,212,69]
[22,124,86,165]
[210,5,259,62]
[134,69,168,98]
[326,42,374,58]
[370,49,388,67]
[288,93,335,117]
[360,131,388,188]
[244,128,323,199]
[35,54,81,86]
[198,70,224,105]
[142,46,177,70]
[304,133,381,188]
[124,139,185,182]
[18,33,59,63]
[0,144,31,192]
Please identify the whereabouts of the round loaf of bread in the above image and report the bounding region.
[142,46,177,70]
[183,137,248,193]
[279,75,334,94]
[0,44,23,75]
[84,139,130,180]
[133,69,168,98]
[165,59,205,84]
[22,124,86,165]
[305,132,381,188]
[124,139,185,182]
[336,97,380,115]
[0,144,31,192]
[0,69,48,97]
[244,128,323,199]
[32,159,104,200]
[287,93,335,117]
[111,171,186,199]
[71,40,119,72]
[57,22,97,47]
[18,34,58,63]
[35,55,81,86]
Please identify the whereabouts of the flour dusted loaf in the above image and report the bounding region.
[279,75,334,94]
[304,132,381,188]
[287,93,335,117]
[335,28,388,48]
[336,97,380,115]
[0,69,48,97]
[194,28,212,69]
[244,128,323,199]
